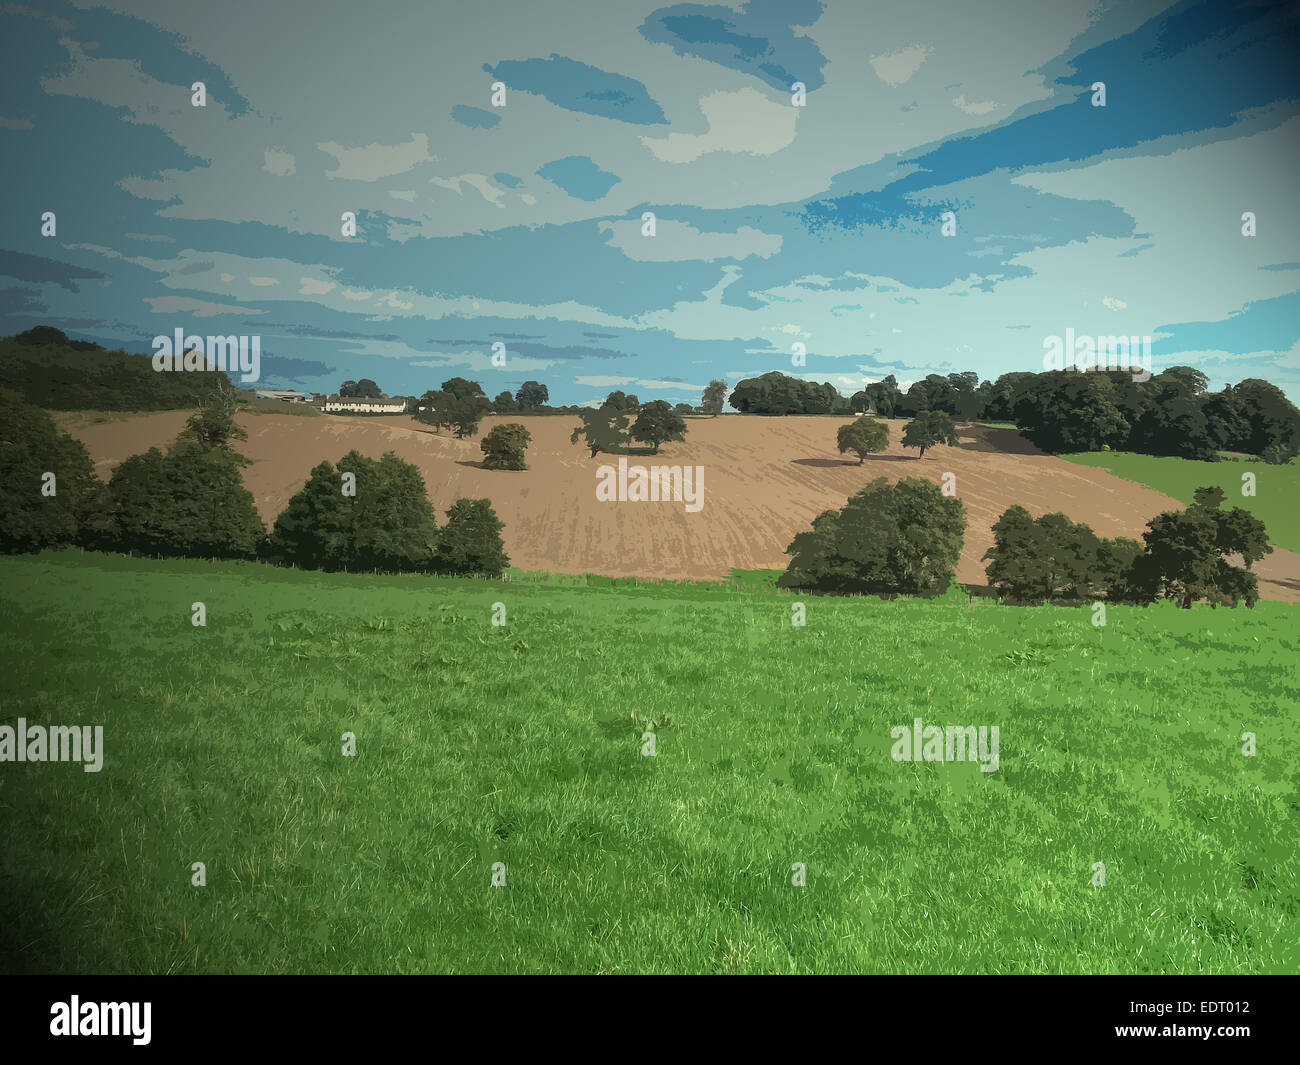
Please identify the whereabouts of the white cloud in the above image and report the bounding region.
[299,277,336,295]
[869,45,932,87]
[641,88,797,163]
[317,133,433,181]
[953,95,997,115]
[0,116,35,130]
[1102,296,1127,311]
[247,276,279,287]
[262,148,296,176]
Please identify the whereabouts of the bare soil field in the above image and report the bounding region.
[58,410,1300,602]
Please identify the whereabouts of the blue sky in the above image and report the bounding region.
[1,0,1297,404]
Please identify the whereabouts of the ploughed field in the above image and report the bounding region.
[57,411,1300,602]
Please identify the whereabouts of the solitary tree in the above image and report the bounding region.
[480,423,531,470]
[701,379,727,417]
[836,416,890,464]
[571,407,631,458]
[631,400,687,453]
[901,410,960,458]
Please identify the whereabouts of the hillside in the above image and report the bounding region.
[57,410,1300,602]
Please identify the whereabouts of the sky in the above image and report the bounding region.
[1,0,1297,405]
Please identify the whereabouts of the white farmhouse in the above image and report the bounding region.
[321,395,408,414]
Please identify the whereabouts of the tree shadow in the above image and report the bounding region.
[957,425,1042,456]
[792,455,916,467]
[454,460,486,469]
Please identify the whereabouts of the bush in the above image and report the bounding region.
[268,450,437,572]
[0,388,106,552]
[480,423,531,470]
[434,498,509,577]
[778,477,965,596]
[983,505,1138,602]
[108,442,265,559]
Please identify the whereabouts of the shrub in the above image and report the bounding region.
[434,498,509,577]
[778,477,965,596]
[480,423,531,470]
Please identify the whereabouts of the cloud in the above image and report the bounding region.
[451,104,501,129]
[536,156,621,200]
[247,277,279,287]
[317,133,433,181]
[953,94,997,115]
[641,87,796,162]
[1102,296,1127,310]
[144,296,266,317]
[483,54,667,124]
[0,116,35,130]
[262,148,296,176]
[600,218,781,261]
[639,0,828,93]
[869,45,931,87]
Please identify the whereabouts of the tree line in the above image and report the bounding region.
[729,367,1299,465]
[0,386,509,577]
[778,477,1271,608]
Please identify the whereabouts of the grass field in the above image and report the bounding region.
[1062,451,1300,553]
[1,550,1296,974]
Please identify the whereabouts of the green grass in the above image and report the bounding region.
[1,550,1296,974]
[1061,451,1300,552]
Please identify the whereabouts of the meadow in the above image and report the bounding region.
[0,550,1296,974]
[1062,451,1300,553]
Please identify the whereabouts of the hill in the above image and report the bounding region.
[57,410,1300,602]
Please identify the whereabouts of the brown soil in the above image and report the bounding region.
[59,411,1300,602]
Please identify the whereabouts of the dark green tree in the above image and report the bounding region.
[901,410,960,458]
[631,400,688,453]
[492,390,518,414]
[434,498,509,577]
[515,381,549,410]
[480,423,531,470]
[570,407,631,458]
[778,477,965,597]
[836,416,890,464]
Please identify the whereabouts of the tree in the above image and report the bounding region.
[727,371,842,414]
[0,388,107,552]
[340,378,383,398]
[480,423,531,470]
[778,477,965,597]
[901,410,959,458]
[1123,485,1271,608]
[865,375,902,418]
[673,402,694,416]
[109,443,265,559]
[982,506,1135,602]
[570,407,631,458]
[268,450,437,571]
[177,378,248,457]
[515,381,549,410]
[836,416,889,464]
[492,390,518,414]
[13,325,68,346]
[603,390,639,411]
[631,400,687,453]
[701,379,728,416]
[437,378,491,438]
[434,498,509,577]
[413,389,451,433]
